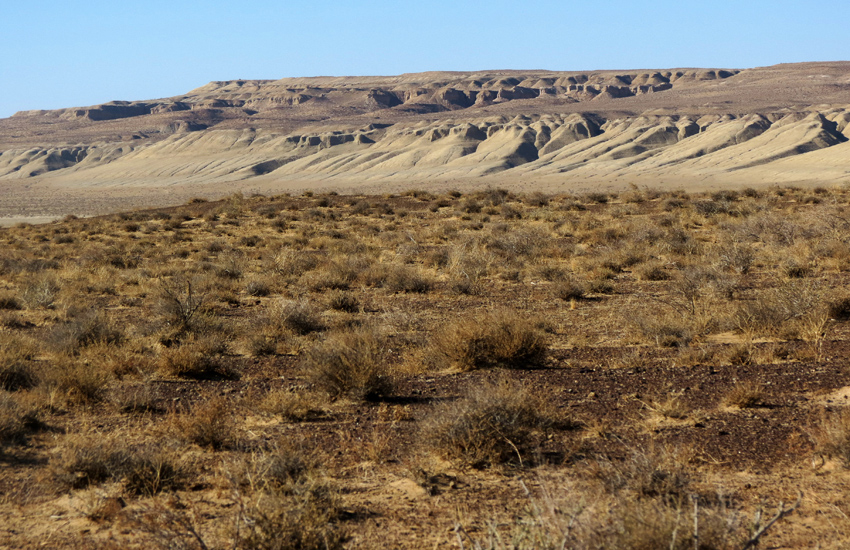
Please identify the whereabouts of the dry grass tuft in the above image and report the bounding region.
[722,382,766,409]
[813,408,850,466]
[429,309,548,371]
[0,391,41,448]
[593,445,691,501]
[171,397,238,450]
[52,435,184,495]
[302,327,392,401]
[257,389,328,421]
[422,379,564,468]
[158,337,236,379]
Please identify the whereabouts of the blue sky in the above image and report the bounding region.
[2,0,848,118]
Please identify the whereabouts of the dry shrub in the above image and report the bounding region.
[111,384,163,414]
[552,277,586,301]
[593,445,691,501]
[734,279,825,337]
[722,382,766,409]
[634,261,672,281]
[172,397,238,450]
[385,264,433,293]
[52,435,183,495]
[0,391,41,447]
[324,290,360,313]
[0,338,37,391]
[813,408,850,466]
[40,356,113,404]
[158,338,234,379]
[422,379,562,468]
[631,311,693,348]
[430,309,548,371]
[258,389,328,421]
[20,276,60,309]
[233,445,344,549]
[272,299,325,335]
[584,499,743,550]
[48,309,123,354]
[302,328,392,401]
[154,276,212,334]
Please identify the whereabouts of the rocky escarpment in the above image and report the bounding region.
[3,63,850,190]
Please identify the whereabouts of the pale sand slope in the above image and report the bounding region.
[1,62,849,216]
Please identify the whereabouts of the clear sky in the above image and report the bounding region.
[2,0,848,118]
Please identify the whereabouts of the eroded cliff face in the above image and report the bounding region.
[2,63,850,190]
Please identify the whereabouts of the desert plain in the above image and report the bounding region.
[1,63,850,548]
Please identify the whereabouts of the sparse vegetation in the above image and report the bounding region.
[0,187,848,547]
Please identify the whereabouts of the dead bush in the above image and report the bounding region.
[422,379,561,468]
[430,309,548,370]
[302,328,392,401]
[155,276,209,332]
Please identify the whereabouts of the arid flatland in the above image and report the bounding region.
[3,187,850,548]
